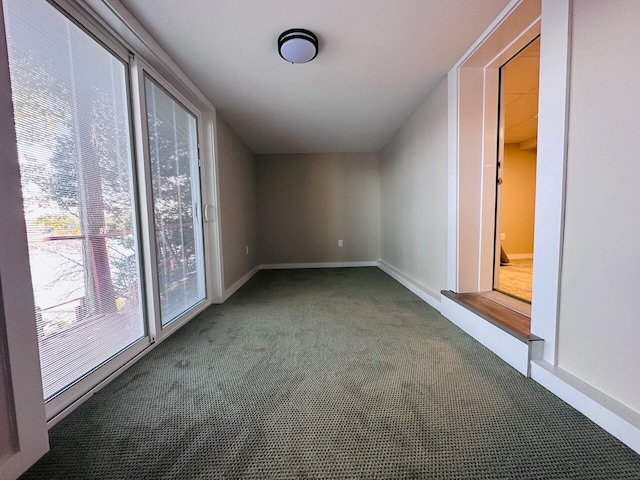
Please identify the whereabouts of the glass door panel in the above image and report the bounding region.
[3,0,146,400]
[493,37,539,304]
[144,77,206,326]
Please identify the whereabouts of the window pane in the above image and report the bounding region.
[145,77,206,325]
[3,0,145,400]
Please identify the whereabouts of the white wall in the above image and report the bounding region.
[256,152,380,265]
[380,78,448,298]
[216,114,258,288]
[557,0,640,413]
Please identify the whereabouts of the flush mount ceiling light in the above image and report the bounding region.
[278,29,318,64]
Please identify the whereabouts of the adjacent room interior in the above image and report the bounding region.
[494,37,539,305]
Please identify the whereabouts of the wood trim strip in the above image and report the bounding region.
[441,290,539,342]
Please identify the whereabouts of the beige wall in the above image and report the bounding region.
[500,144,536,255]
[380,78,448,297]
[256,153,380,264]
[216,114,258,289]
[558,0,640,413]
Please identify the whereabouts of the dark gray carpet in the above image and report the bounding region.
[22,268,640,479]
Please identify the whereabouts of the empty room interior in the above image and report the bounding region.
[1,0,640,478]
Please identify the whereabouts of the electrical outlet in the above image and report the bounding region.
[500,233,506,241]
[338,240,343,247]
[245,245,249,255]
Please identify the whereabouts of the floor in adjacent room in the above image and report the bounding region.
[497,258,534,303]
[23,268,640,479]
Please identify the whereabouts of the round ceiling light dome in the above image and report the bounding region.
[278,29,318,64]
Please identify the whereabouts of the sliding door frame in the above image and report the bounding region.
[0,0,224,445]
[0,3,49,475]
[2,0,154,423]
[131,57,212,342]
[84,0,225,304]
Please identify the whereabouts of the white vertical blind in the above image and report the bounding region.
[3,0,145,400]
[145,77,206,326]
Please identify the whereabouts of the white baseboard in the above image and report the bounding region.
[377,260,441,311]
[259,261,378,270]
[440,296,530,375]
[531,360,640,454]
[506,253,533,259]
[221,266,259,302]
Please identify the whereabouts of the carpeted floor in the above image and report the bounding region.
[498,259,533,303]
[22,268,640,479]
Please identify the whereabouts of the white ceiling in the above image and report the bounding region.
[119,0,511,154]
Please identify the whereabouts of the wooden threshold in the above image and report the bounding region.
[441,290,538,343]
[478,290,531,317]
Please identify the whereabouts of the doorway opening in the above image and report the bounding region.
[493,37,540,305]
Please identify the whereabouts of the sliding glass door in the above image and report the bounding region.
[144,77,206,326]
[3,0,146,400]
[2,0,212,415]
